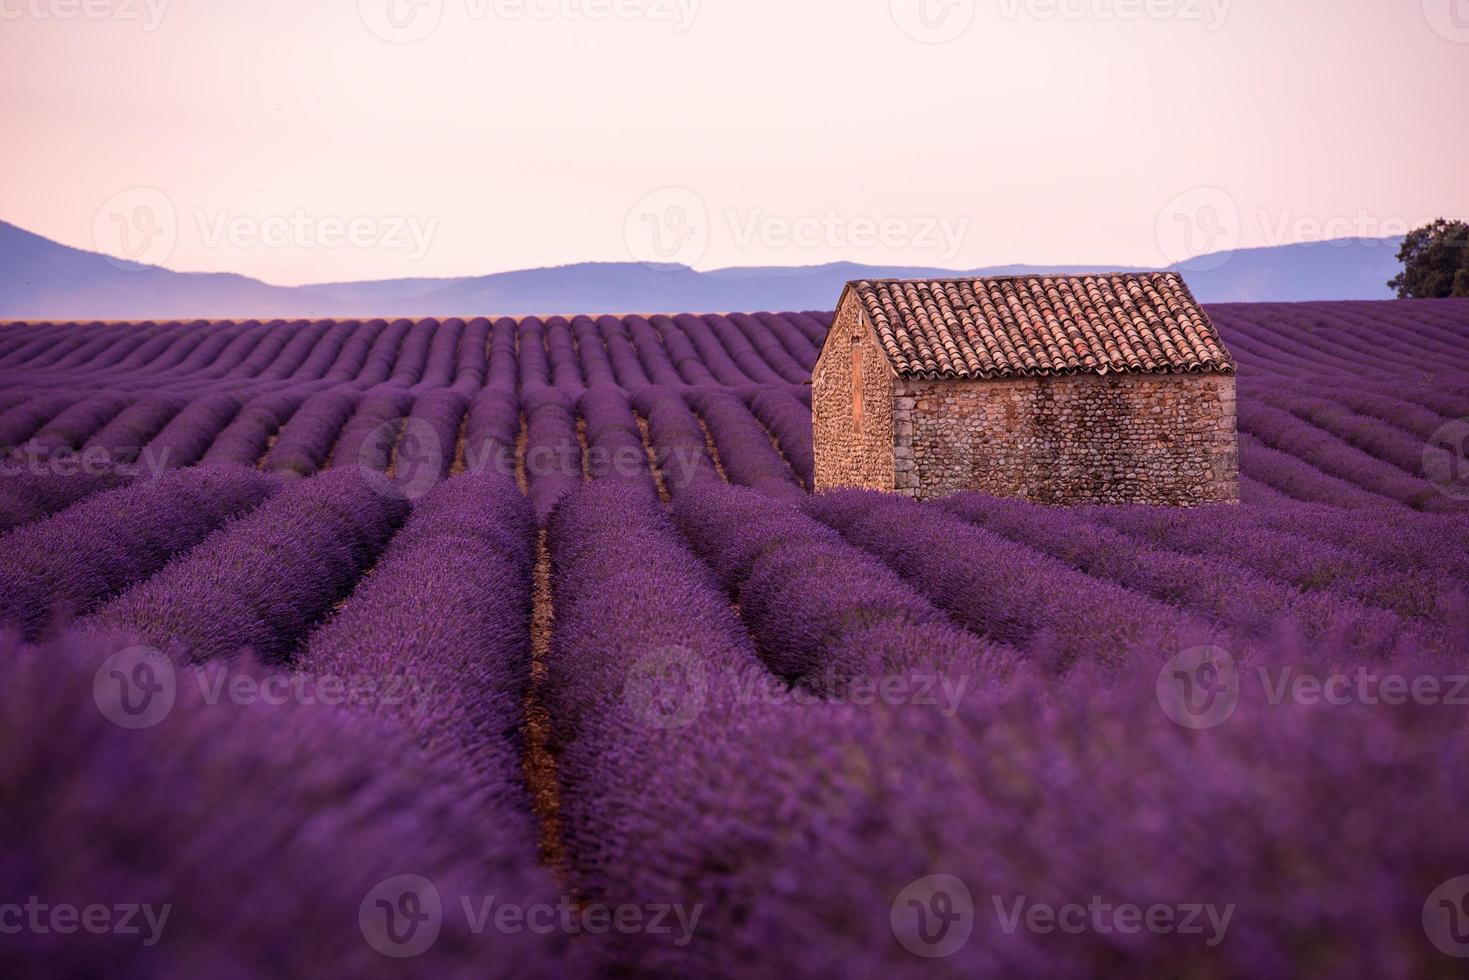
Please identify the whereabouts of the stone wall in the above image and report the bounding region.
[893,373,1239,506]
[812,296,895,492]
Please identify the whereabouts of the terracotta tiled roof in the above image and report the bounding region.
[847,272,1235,380]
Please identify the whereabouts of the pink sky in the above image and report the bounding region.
[3,0,1466,286]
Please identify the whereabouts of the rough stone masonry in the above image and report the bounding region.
[813,275,1240,506]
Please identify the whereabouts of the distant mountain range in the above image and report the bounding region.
[0,219,1404,320]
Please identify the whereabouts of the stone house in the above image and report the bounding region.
[812,272,1238,506]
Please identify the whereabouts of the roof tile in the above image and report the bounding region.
[850,272,1235,380]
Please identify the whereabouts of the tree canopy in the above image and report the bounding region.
[1389,219,1469,299]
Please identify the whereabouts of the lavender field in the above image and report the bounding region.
[3,299,1469,977]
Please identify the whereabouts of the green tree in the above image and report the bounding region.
[1389,219,1469,298]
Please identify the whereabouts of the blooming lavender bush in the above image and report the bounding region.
[0,634,571,979]
[0,465,278,639]
[83,394,190,463]
[688,388,804,498]
[201,387,312,467]
[0,466,131,534]
[631,387,722,497]
[301,473,537,819]
[807,488,1215,672]
[330,385,417,473]
[674,483,1013,688]
[263,388,361,477]
[744,386,815,487]
[23,392,132,457]
[0,299,1466,977]
[78,467,408,663]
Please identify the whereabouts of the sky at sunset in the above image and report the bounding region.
[3,0,1467,285]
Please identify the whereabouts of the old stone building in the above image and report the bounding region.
[812,272,1238,505]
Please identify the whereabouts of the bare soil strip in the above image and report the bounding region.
[523,529,568,878]
[575,417,591,483]
[693,411,731,484]
[254,431,280,470]
[634,412,671,504]
[449,410,469,477]
[749,406,805,489]
[515,413,529,494]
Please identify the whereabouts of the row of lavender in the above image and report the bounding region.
[0,380,815,532]
[539,478,1469,976]
[4,367,1468,530]
[0,312,827,394]
[2,467,573,976]
[4,459,1469,973]
[3,300,1469,975]
[5,302,1469,516]
[5,300,1468,392]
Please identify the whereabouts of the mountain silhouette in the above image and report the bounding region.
[0,220,1402,320]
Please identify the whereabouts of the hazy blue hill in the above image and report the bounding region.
[0,219,1402,320]
[0,221,328,319]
